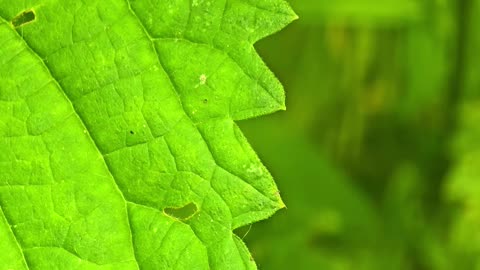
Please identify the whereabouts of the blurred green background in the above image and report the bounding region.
[237,0,480,269]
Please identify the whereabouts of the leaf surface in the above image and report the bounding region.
[0,0,296,269]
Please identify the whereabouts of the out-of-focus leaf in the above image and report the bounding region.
[238,118,403,270]
[293,0,420,25]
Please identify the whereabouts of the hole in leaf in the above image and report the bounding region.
[203,98,208,104]
[164,202,198,221]
[129,130,134,135]
[12,10,36,28]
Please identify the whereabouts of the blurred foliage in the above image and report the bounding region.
[236,0,480,269]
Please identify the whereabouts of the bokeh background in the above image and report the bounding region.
[237,0,480,269]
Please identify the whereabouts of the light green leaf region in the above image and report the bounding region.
[0,0,296,269]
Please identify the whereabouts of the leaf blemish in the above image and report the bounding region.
[164,202,198,221]
[129,130,134,135]
[199,74,207,85]
[194,74,207,88]
[12,10,36,28]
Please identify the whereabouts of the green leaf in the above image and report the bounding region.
[0,0,296,269]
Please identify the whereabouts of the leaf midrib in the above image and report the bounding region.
[0,204,29,269]
[0,14,141,270]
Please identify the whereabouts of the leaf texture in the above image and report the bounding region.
[0,0,296,269]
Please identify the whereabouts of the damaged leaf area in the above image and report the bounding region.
[0,0,296,269]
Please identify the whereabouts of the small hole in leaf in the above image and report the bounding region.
[12,10,36,28]
[129,130,134,135]
[203,99,208,104]
[164,202,198,221]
